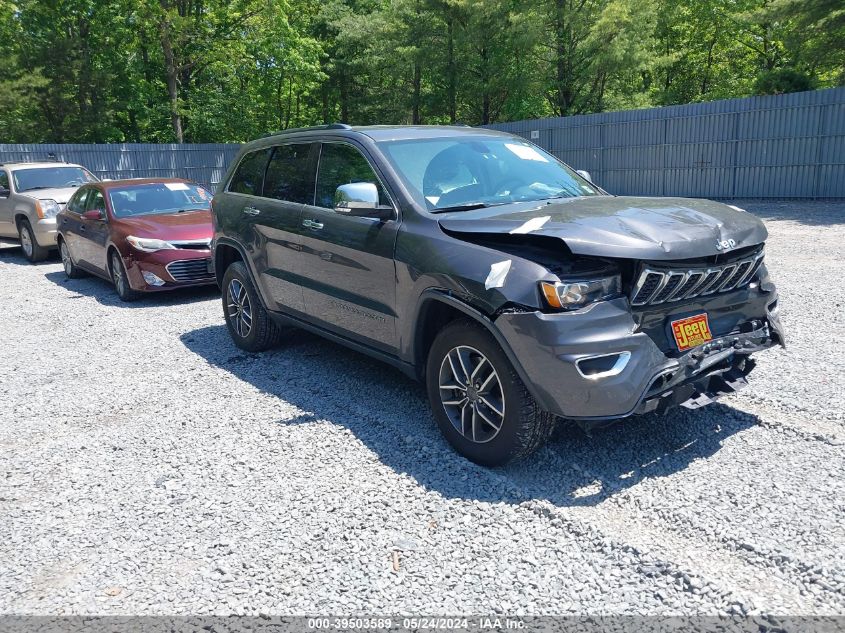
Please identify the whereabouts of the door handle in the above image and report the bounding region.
[243,206,261,216]
[302,219,324,230]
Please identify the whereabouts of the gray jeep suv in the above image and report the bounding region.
[211,125,784,465]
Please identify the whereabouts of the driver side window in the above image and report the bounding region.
[67,188,90,214]
[86,190,105,213]
[315,143,386,209]
[0,170,8,191]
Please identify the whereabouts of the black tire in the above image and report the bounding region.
[58,238,85,279]
[18,218,49,263]
[221,261,283,352]
[110,249,140,302]
[426,319,555,466]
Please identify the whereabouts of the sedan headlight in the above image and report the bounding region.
[126,235,176,252]
[37,199,61,219]
[540,275,622,310]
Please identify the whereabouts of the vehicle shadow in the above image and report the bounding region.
[180,324,760,508]
[44,270,219,308]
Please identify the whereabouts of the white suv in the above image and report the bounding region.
[0,161,99,262]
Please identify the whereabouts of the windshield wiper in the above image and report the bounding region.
[20,186,54,192]
[431,201,504,213]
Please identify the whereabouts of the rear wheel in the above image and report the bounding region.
[426,320,555,466]
[59,238,84,278]
[222,261,283,352]
[110,250,140,302]
[18,219,48,263]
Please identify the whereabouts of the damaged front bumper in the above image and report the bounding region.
[493,286,783,422]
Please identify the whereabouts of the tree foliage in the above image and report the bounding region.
[0,0,841,142]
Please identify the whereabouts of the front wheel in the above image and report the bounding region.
[110,250,140,302]
[18,219,49,263]
[426,320,555,466]
[221,261,283,352]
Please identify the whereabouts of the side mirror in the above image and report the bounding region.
[0,187,9,198]
[334,182,391,221]
[82,209,105,221]
[576,170,593,183]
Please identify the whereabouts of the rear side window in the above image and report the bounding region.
[263,144,316,204]
[315,143,386,209]
[228,149,271,196]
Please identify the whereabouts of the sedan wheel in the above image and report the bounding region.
[60,240,83,278]
[110,251,139,301]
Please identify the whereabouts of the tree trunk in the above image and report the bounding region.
[554,0,570,116]
[158,16,184,143]
[447,15,456,123]
[339,68,350,123]
[412,61,422,124]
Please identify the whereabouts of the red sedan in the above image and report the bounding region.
[56,178,215,301]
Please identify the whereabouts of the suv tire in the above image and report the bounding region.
[222,261,283,352]
[18,219,49,263]
[426,319,555,466]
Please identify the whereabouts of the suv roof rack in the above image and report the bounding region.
[261,123,353,138]
[0,154,63,166]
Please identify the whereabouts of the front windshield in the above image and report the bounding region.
[108,182,211,218]
[379,136,602,211]
[12,166,97,192]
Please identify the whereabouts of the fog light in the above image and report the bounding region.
[576,351,631,379]
[142,271,166,287]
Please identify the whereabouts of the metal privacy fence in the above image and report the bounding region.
[0,143,241,191]
[2,87,843,198]
[488,87,845,199]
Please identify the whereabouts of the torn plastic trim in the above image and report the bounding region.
[642,321,774,401]
[484,259,511,289]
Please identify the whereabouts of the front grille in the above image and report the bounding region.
[166,258,213,283]
[631,252,764,306]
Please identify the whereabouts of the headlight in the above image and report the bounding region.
[126,235,176,252]
[37,199,61,219]
[540,275,621,310]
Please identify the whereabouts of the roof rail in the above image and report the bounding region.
[0,158,65,166]
[261,122,353,138]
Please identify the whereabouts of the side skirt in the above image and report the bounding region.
[267,310,418,381]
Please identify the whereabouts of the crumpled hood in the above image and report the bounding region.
[437,196,767,260]
[114,210,212,241]
[18,187,78,204]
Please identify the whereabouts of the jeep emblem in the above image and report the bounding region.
[715,238,736,251]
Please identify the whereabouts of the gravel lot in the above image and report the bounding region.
[0,200,843,617]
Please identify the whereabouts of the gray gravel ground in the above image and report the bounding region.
[0,200,843,616]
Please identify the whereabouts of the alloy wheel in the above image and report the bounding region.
[227,279,253,339]
[60,242,72,275]
[19,225,33,257]
[111,253,125,294]
[438,345,505,443]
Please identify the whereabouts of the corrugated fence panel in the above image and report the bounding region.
[0,143,242,190]
[487,87,845,198]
